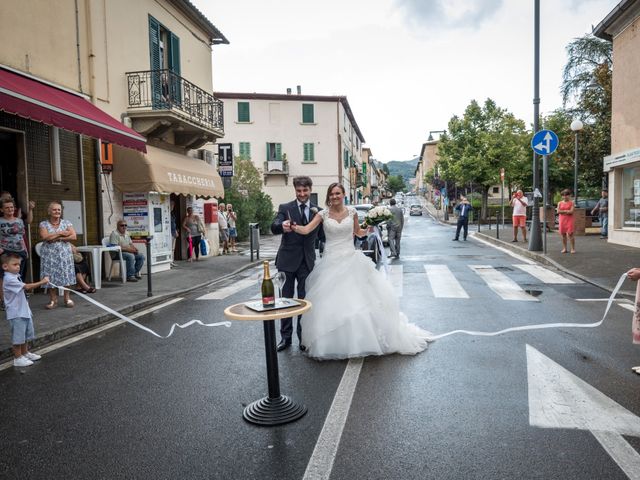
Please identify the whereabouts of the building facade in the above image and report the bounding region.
[214,91,365,208]
[0,0,227,273]
[594,0,640,247]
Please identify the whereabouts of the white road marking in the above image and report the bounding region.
[303,358,364,480]
[0,297,184,372]
[388,264,403,297]
[527,344,640,480]
[472,235,536,264]
[514,264,575,284]
[470,265,538,301]
[618,303,635,312]
[196,277,257,300]
[424,264,469,298]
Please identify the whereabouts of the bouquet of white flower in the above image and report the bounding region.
[363,206,393,226]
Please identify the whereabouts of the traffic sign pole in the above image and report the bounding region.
[529,129,559,253]
[543,155,548,254]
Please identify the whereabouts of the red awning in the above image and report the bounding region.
[0,68,146,152]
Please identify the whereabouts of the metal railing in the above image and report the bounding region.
[126,69,224,132]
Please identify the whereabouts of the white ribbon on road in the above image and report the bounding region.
[426,273,629,341]
[53,285,231,339]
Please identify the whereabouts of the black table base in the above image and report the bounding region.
[243,395,307,426]
[243,318,307,426]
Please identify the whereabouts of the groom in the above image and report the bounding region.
[271,176,324,352]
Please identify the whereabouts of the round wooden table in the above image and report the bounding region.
[223,299,311,426]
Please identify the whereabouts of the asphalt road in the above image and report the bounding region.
[1,211,638,480]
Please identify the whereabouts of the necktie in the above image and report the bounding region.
[299,203,308,225]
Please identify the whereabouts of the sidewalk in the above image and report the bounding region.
[424,202,639,297]
[0,235,281,361]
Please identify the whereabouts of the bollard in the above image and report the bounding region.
[144,236,153,297]
[496,212,500,239]
[477,211,481,232]
[488,213,492,230]
[249,223,260,261]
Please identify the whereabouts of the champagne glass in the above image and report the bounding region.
[273,271,286,302]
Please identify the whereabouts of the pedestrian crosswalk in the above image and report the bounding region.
[197,261,578,303]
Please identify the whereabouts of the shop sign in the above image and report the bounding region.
[218,143,234,177]
[604,147,640,172]
[123,193,149,236]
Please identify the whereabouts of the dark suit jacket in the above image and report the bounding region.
[271,201,324,272]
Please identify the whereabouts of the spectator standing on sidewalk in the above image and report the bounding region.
[557,189,576,254]
[226,203,238,252]
[591,190,608,239]
[510,190,529,243]
[109,220,145,281]
[170,200,178,267]
[2,253,49,367]
[218,202,229,255]
[453,196,473,241]
[182,207,205,262]
[628,267,640,374]
[387,198,404,258]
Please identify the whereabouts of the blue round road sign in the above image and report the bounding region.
[531,129,559,155]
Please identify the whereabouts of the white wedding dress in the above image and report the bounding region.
[302,207,432,360]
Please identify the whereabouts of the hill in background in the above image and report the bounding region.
[385,159,419,184]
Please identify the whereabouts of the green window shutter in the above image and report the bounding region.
[238,102,250,122]
[266,142,270,161]
[169,32,181,75]
[239,142,251,159]
[303,143,314,162]
[302,104,314,123]
[149,16,161,70]
[275,143,282,161]
[343,149,348,168]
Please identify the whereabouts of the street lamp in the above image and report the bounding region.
[570,119,583,204]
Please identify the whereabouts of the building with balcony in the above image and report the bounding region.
[214,90,365,208]
[594,0,640,247]
[0,0,227,273]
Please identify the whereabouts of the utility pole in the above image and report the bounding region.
[529,0,543,252]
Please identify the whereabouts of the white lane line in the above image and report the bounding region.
[388,264,403,297]
[472,235,536,264]
[196,277,256,300]
[591,431,640,480]
[303,358,364,480]
[514,264,575,284]
[0,297,184,372]
[618,303,635,312]
[470,265,538,301]
[424,264,469,298]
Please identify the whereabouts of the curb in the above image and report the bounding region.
[475,232,634,298]
[1,258,267,361]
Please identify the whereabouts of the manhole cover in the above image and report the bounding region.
[524,289,543,297]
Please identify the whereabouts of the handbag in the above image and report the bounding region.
[200,237,209,256]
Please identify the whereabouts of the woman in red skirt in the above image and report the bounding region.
[557,189,576,254]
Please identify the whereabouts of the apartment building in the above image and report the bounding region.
[214,90,365,208]
[0,0,227,272]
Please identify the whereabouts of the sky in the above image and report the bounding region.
[193,0,618,163]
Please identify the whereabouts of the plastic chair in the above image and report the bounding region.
[33,242,64,296]
[101,237,126,282]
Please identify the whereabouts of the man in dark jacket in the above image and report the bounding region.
[453,196,473,241]
[270,176,324,351]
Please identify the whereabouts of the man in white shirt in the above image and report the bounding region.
[510,190,529,242]
[218,202,229,254]
[109,221,145,281]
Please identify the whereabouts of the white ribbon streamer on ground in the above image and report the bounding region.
[426,273,629,341]
[54,286,231,338]
[371,225,389,276]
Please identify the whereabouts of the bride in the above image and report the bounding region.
[290,182,432,360]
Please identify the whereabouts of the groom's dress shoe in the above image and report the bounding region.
[299,344,307,352]
[276,340,291,352]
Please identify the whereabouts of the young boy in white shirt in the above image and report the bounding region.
[2,253,49,367]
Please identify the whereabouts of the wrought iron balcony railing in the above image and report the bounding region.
[126,69,224,132]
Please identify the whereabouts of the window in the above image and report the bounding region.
[50,126,61,184]
[303,143,315,162]
[302,104,314,124]
[622,165,640,228]
[266,143,282,161]
[343,148,349,168]
[492,187,500,194]
[149,15,180,107]
[239,142,251,159]
[238,102,250,122]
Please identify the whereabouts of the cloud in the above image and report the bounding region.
[396,0,504,29]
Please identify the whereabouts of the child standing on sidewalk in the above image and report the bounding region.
[2,253,49,367]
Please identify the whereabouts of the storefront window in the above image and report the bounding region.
[621,164,640,228]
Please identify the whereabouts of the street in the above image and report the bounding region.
[1,211,638,480]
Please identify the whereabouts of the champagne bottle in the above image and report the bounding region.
[261,261,275,307]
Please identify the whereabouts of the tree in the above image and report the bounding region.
[386,175,406,194]
[561,34,612,197]
[222,157,274,240]
[437,99,530,218]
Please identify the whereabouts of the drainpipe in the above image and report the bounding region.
[84,0,96,102]
[79,135,88,245]
[74,0,83,93]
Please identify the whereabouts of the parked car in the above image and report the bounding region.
[576,198,599,223]
[409,204,423,216]
[353,204,388,265]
